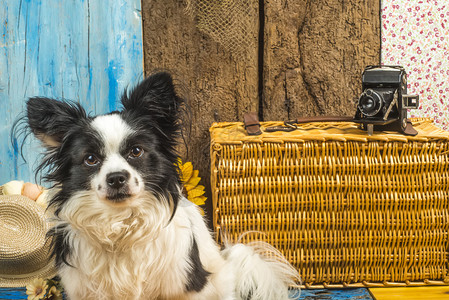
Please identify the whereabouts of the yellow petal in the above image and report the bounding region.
[179,162,193,183]
[187,186,206,199]
[185,176,201,191]
[191,195,207,206]
[191,184,205,193]
[187,170,199,182]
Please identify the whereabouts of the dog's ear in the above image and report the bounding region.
[121,72,183,137]
[26,97,87,148]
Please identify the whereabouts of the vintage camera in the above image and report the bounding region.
[353,65,419,135]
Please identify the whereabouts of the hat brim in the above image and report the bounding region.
[0,259,57,288]
[0,195,58,288]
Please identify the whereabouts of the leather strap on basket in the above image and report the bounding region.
[403,121,418,136]
[246,114,419,136]
[380,119,419,136]
[265,116,354,132]
[243,112,262,135]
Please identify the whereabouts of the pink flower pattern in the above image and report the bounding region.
[382,0,449,130]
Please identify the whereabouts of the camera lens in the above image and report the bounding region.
[358,89,383,117]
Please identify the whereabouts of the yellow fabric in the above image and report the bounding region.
[369,286,449,300]
[210,118,449,144]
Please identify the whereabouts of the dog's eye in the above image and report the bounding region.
[84,154,100,166]
[129,146,144,159]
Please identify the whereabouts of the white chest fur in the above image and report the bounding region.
[57,195,233,300]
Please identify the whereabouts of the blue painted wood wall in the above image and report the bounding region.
[0,0,144,184]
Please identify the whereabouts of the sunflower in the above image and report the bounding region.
[177,159,207,207]
[26,278,48,300]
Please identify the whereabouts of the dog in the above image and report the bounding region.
[22,72,299,299]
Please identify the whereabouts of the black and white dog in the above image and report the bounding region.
[23,72,299,299]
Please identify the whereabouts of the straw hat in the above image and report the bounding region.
[0,194,57,287]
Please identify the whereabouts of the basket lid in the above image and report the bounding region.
[210,118,449,144]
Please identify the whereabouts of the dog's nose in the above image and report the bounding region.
[106,171,130,189]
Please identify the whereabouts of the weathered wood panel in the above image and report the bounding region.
[141,0,380,219]
[263,0,381,120]
[141,0,259,218]
[0,0,143,184]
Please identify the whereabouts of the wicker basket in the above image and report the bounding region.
[210,118,449,288]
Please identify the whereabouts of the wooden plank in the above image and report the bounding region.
[0,287,26,300]
[262,0,380,121]
[141,0,259,218]
[370,286,449,300]
[297,288,374,299]
[0,0,143,184]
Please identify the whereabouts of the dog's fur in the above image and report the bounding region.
[22,72,299,300]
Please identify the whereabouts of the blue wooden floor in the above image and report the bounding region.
[0,287,373,300]
[298,288,373,299]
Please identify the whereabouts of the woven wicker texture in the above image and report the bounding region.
[0,195,56,287]
[210,118,449,288]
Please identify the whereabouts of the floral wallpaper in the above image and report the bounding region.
[382,0,449,130]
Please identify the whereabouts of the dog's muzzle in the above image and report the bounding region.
[105,171,132,202]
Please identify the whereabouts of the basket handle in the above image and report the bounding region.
[244,114,419,136]
[243,114,354,135]
[265,116,354,132]
[290,116,354,124]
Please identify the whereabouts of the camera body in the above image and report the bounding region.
[353,65,419,135]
